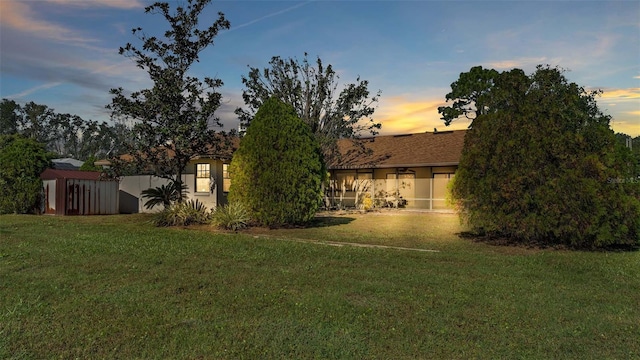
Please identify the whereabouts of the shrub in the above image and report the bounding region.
[211,202,250,231]
[152,199,210,227]
[0,135,52,214]
[141,181,188,210]
[229,97,325,227]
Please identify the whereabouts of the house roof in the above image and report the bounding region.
[96,133,239,166]
[330,130,467,169]
[41,168,105,181]
[52,158,84,170]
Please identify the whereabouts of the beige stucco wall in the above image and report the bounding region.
[119,159,222,213]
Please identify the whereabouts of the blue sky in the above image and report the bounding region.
[1,0,638,136]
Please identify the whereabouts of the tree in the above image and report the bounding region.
[107,0,230,199]
[229,97,325,227]
[1,99,130,160]
[0,99,21,135]
[0,135,52,214]
[235,53,381,163]
[449,65,639,248]
[437,66,500,126]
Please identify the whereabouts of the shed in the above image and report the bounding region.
[40,169,119,215]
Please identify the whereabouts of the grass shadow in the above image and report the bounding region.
[457,231,640,252]
[305,216,356,228]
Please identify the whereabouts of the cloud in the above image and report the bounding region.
[8,82,63,99]
[487,57,556,70]
[0,0,96,44]
[599,87,640,101]
[375,95,470,135]
[44,0,144,9]
[229,1,314,33]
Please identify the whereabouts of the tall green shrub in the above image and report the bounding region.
[0,135,52,214]
[229,97,325,227]
[450,66,639,248]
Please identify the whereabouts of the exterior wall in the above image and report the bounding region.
[42,178,119,215]
[328,165,457,210]
[43,179,57,214]
[119,159,222,213]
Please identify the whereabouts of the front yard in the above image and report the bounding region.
[1,212,638,358]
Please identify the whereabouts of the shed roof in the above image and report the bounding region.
[40,168,104,181]
[330,130,467,169]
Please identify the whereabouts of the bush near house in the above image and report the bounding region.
[0,135,52,214]
[229,97,325,227]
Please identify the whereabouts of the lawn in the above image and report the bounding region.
[1,212,638,359]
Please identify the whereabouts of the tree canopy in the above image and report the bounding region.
[1,98,131,160]
[438,66,500,126]
[107,0,230,198]
[229,97,325,227]
[448,65,639,248]
[235,53,381,163]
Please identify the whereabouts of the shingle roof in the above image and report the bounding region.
[330,130,467,169]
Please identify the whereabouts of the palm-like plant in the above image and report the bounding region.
[141,181,187,210]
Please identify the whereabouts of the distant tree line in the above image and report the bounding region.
[1,98,132,161]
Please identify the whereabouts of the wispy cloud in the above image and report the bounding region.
[487,57,555,70]
[44,0,144,9]
[599,88,640,101]
[8,82,63,99]
[228,1,314,33]
[376,95,470,135]
[0,0,96,44]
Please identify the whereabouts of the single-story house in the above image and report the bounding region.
[98,130,465,213]
[41,169,119,215]
[326,130,466,210]
[96,139,238,214]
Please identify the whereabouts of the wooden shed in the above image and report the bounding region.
[40,169,119,215]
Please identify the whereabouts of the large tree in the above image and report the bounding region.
[235,53,381,163]
[107,0,230,198]
[449,65,639,248]
[229,97,325,227]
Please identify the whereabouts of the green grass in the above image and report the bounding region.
[1,212,639,359]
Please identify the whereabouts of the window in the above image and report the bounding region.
[195,163,210,193]
[222,163,231,192]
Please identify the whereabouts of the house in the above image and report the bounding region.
[41,169,119,215]
[99,130,465,213]
[326,130,466,210]
[52,158,84,170]
[97,138,238,214]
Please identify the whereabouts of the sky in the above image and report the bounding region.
[1,0,639,137]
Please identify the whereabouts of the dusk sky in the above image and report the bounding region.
[1,0,638,136]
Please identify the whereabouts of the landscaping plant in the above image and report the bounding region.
[152,199,210,226]
[210,202,250,231]
[229,97,325,227]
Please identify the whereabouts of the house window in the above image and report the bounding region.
[195,163,210,193]
[222,163,231,192]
